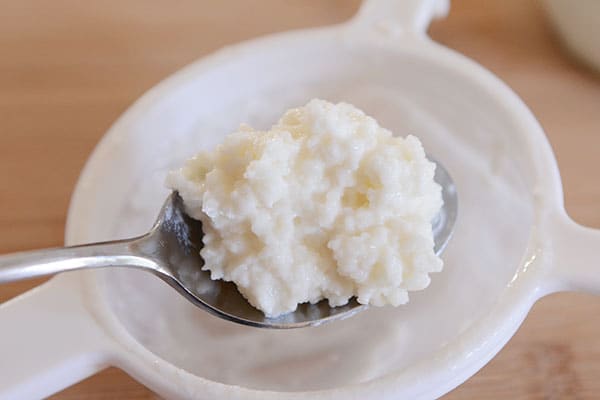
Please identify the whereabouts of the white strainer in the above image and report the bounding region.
[1,1,598,399]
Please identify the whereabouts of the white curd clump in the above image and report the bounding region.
[167,99,443,317]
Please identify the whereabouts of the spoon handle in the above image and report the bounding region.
[0,238,158,283]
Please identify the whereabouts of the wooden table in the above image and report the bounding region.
[1,1,598,398]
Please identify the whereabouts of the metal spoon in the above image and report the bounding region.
[0,160,456,329]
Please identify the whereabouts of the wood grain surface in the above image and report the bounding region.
[0,1,598,399]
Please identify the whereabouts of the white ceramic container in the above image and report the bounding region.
[542,0,600,72]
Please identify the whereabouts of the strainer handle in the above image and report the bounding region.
[549,212,600,294]
[0,274,112,399]
[352,0,450,35]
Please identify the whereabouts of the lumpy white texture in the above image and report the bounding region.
[167,99,443,317]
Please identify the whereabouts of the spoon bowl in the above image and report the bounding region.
[157,156,456,328]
